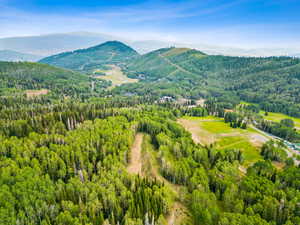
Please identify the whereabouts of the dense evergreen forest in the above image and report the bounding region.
[1,41,300,225]
[0,61,110,97]
[0,96,299,225]
[39,41,139,73]
[114,47,300,118]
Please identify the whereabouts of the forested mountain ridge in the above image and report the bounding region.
[0,61,109,97]
[10,41,300,117]
[117,47,300,117]
[124,47,207,81]
[39,41,139,73]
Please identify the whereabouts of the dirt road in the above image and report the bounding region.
[127,133,144,175]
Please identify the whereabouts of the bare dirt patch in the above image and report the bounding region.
[248,133,269,147]
[239,165,247,174]
[273,161,285,170]
[219,132,243,137]
[127,133,144,175]
[167,202,189,225]
[26,89,49,98]
[177,118,215,146]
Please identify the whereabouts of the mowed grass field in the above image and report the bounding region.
[259,111,300,130]
[178,116,267,167]
[239,101,300,130]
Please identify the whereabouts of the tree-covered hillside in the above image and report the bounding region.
[0,97,299,225]
[0,61,109,97]
[116,47,300,117]
[39,41,139,73]
[1,46,300,224]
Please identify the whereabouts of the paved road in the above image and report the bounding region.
[250,125,300,166]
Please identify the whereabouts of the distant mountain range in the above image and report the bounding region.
[1,32,299,57]
[0,32,118,56]
[39,41,139,72]
[0,50,42,62]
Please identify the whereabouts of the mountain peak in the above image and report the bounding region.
[100,40,127,46]
[39,41,139,72]
[91,41,138,53]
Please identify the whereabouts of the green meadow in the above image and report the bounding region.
[259,111,300,130]
[180,116,264,167]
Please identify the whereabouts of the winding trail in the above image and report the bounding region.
[127,133,144,175]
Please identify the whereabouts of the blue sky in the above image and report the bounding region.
[1,0,300,48]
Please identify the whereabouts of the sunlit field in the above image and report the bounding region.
[179,116,265,166]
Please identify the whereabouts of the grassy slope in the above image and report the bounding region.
[95,65,138,89]
[259,110,300,130]
[125,47,206,79]
[179,116,264,167]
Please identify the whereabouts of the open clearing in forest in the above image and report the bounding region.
[94,65,138,89]
[259,110,300,131]
[239,102,300,131]
[26,89,49,98]
[127,133,143,175]
[178,116,267,167]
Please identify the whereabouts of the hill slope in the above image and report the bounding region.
[118,47,300,116]
[0,50,42,62]
[124,47,207,81]
[0,61,109,96]
[39,41,139,72]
